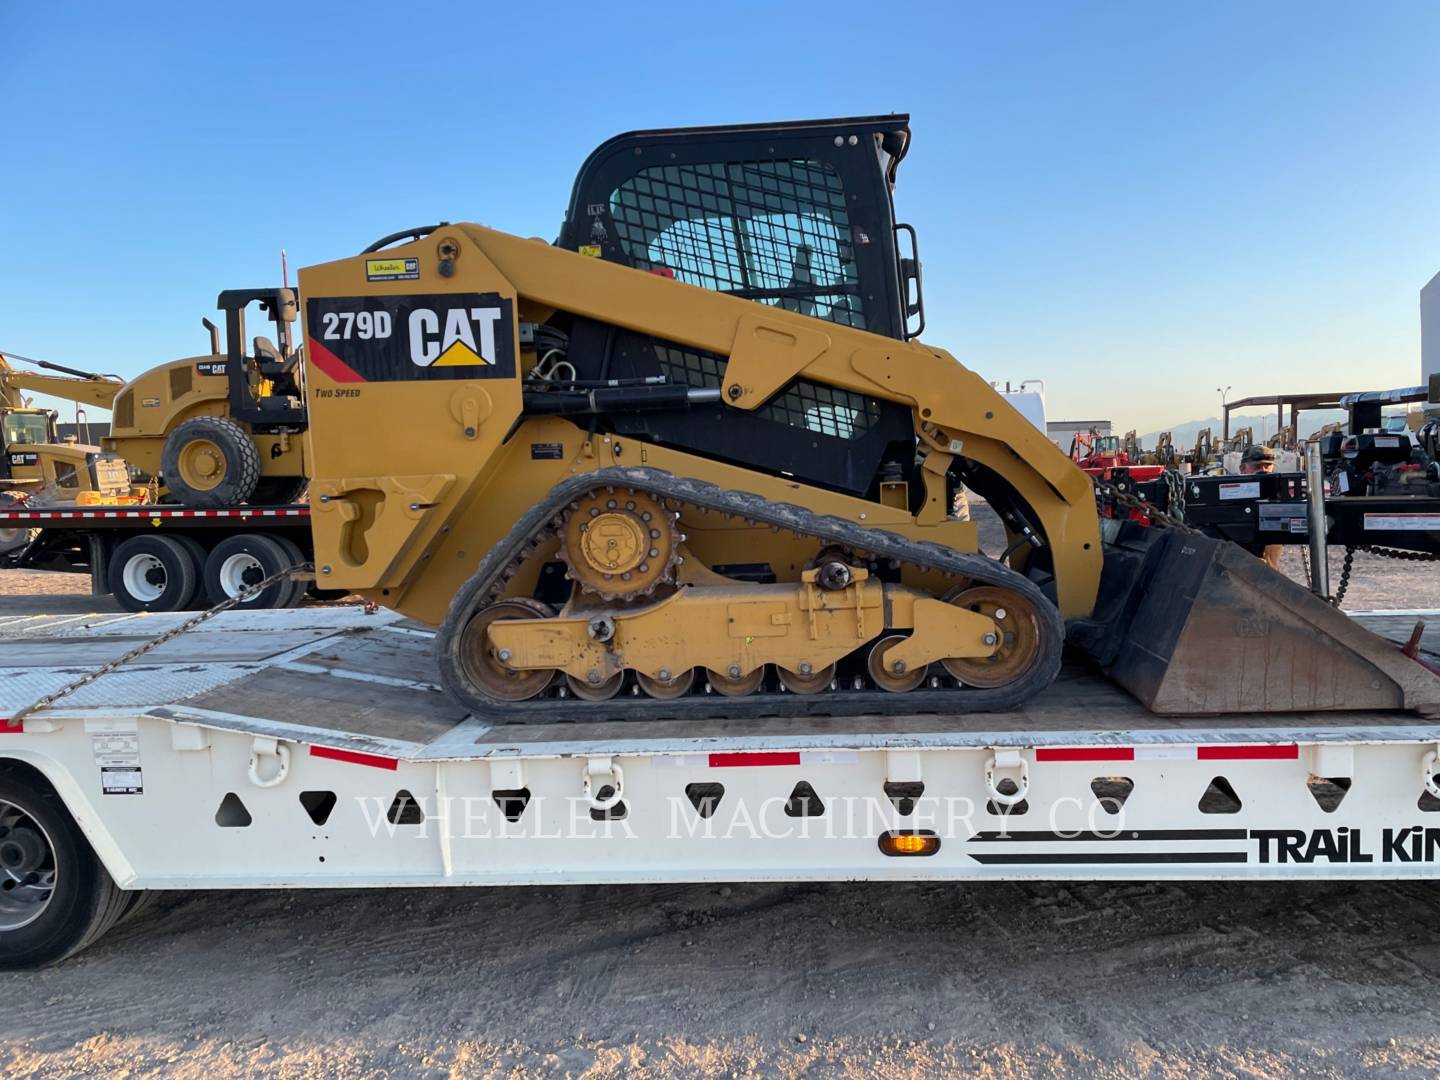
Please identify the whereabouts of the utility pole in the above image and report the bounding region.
[1218,385,1232,441]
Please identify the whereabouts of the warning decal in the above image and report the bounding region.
[306,294,516,384]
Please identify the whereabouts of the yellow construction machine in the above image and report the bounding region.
[0,352,130,504]
[100,289,309,506]
[5,289,308,509]
[296,115,1440,720]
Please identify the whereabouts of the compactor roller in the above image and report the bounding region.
[296,115,1440,721]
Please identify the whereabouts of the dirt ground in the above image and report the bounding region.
[3,509,1440,1077]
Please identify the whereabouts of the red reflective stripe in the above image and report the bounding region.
[0,719,22,733]
[308,338,367,384]
[1197,744,1299,760]
[708,751,802,768]
[1036,747,1135,762]
[310,745,399,770]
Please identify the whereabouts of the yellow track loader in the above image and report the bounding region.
[296,115,1440,720]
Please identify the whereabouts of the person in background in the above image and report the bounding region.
[1239,445,1282,569]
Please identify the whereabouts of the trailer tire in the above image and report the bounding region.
[265,533,308,608]
[161,416,261,508]
[171,535,211,610]
[108,535,202,612]
[0,764,128,969]
[203,533,298,609]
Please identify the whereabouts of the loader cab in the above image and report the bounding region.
[213,288,307,429]
[559,114,924,341]
[552,117,924,498]
[0,409,57,482]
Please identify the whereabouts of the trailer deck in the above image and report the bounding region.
[4,607,1440,894]
[5,606,1440,757]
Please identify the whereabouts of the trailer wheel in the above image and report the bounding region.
[161,416,261,508]
[203,534,299,609]
[265,533,308,608]
[0,765,129,969]
[108,535,202,612]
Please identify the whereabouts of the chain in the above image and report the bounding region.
[3,564,312,730]
[1090,473,1199,533]
[1324,544,1436,609]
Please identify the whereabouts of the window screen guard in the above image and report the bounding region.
[610,159,867,331]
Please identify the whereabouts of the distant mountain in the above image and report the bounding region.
[1139,410,1349,449]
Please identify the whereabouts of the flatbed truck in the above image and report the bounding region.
[3,605,1440,966]
[0,503,315,611]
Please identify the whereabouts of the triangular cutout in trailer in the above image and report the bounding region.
[1198,777,1242,815]
[386,790,425,826]
[1307,777,1352,814]
[1090,777,1134,814]
[685,782,725,819]
[215,792,252,828]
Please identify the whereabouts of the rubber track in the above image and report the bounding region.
[436,467,1064,723]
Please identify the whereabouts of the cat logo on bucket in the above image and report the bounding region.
[408,307,504,368]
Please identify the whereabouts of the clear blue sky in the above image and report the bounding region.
[3,1,1436,433]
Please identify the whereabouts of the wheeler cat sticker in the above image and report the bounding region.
[306,294,516,383]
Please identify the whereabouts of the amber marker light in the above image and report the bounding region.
[878,831,940,857]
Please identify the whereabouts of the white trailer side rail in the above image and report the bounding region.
[4,608,1440,897]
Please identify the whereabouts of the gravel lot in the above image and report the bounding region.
[3,508,1439,1078]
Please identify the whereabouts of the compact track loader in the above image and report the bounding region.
[296,115,1440,721]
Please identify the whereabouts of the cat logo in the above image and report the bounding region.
[408,307,504,368]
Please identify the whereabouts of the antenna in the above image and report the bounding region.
[281,248,289,290]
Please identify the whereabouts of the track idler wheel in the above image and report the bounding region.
[457,598,556,702]
[867,635,928,693]
[940,585,1044,689]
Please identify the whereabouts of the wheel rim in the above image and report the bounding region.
[940,585,1044,688]
[217,552,266,599]
[0,799,57,932]
[777,664,836,695]
[177,438,226,491]
[566,671,625,701]
[636,668,696,699]
[457,600,555,702]
[706,666,766,697]
[867,635,927,693]
[121,553,167,602]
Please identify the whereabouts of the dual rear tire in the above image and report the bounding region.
[107,533,306,612]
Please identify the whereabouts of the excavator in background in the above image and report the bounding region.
[294,114,1438,721]
[0,354,130,497]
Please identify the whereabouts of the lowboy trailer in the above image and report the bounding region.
[3,606,1440,966]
